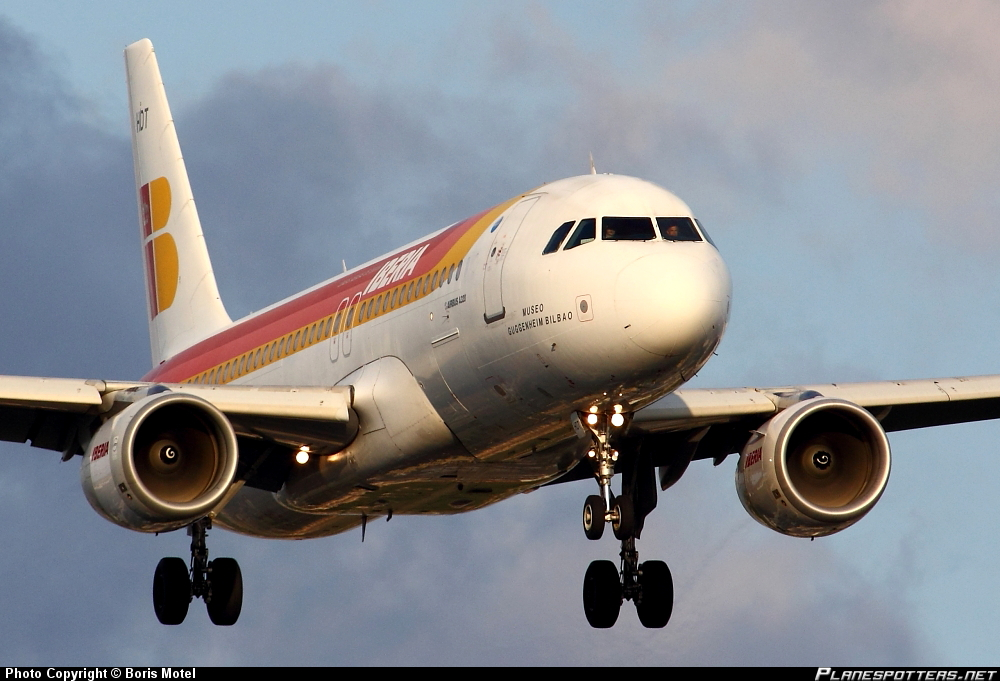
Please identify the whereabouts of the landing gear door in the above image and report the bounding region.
[483,195,540,324]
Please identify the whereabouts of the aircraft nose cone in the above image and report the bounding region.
[614,251,730,357]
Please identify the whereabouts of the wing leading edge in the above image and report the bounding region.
[630,374,1000,464]
[0,375,357,459]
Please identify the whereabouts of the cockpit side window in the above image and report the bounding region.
[694,218,717,247]
[603,216,656,241]
[563,218,596,250]
[542,221,575,254]
[656,217,702,242]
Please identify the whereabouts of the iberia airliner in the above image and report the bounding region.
[1,39,997,629]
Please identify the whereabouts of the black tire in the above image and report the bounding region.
[612,495,634,540]
[153,557,191,625]
[636,560,673,628]
[583,560,621,628]
[583,495,606,541]
[206,557,243,626]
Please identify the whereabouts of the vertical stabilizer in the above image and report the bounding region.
[124,39,231,365]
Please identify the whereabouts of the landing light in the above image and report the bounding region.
[610,413,625,428]
[587,449,596,458]
[295,446,311,465]
[586,413,599,425]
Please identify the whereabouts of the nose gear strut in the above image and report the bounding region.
[577,406,633,541]
[575,406,673,629]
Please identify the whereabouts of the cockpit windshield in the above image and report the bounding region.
[656,217,702,242]
[541,215,709,254]
[602,217,656,241]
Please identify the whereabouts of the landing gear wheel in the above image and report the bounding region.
[153,557,191,625]
[612,495,634,540]
[583,495,607,541]
[206,557,243,626]
[583,560,621,628]
[635,560,673,628]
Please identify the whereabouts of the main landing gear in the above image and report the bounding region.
[577,406,673,629]
[153,517,243,625]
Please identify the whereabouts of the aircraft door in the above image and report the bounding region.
[342,292,362,357]
[329,297,349,362]
[483,195,539,323]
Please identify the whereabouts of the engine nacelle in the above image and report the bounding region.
[81,391,239,533]
[736,397,891,538]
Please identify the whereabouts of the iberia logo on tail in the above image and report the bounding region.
[140,176,178,317]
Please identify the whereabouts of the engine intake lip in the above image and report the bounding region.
[119,392,239,519]
[773,398,891,523]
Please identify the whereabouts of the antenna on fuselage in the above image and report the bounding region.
[589,152,597,175]
[342,259,347,274]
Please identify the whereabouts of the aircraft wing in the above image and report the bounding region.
[0,375,358,459]
[629,374,1000,464]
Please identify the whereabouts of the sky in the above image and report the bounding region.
[1,0,999,666]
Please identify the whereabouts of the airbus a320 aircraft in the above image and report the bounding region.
[3,39,998,629]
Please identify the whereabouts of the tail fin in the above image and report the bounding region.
[124,39,231,365]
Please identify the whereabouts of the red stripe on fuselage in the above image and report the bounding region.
[142,207,491,383]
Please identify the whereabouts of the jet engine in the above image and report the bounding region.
[736,396,891,538]
[80,391,239,533]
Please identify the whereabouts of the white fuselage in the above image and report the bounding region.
[147,174,731,538]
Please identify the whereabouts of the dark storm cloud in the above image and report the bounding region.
[177,64,537,318]
[0,18,144,378]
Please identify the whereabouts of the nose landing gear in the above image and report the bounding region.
[577,407,673,628]
[152,517,243,625]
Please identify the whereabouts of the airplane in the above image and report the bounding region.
[3,37,999,630]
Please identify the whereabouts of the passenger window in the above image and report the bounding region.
[432,271,440,290]
[254,348,262,368]
[543,221,575,254]
[391,288,399,309]
[407,282,414,302]
[455,260,463,280]
[603,217,655,241]
[447,264,455,284]
[563,218,596,250]
[656,217,702,242]
[333,312,343,332]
